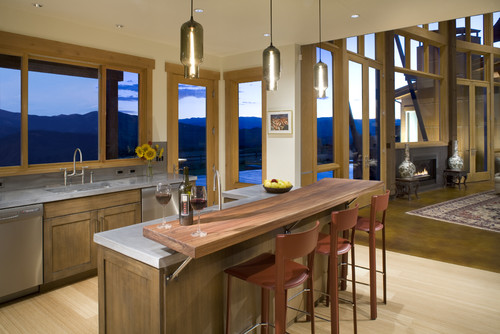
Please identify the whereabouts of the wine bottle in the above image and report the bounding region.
[178,166,193,226]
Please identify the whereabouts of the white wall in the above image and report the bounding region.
[0,6,302,186]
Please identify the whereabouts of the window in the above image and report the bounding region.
[394,33,442,143]
[0,54,21,167]
[238,81,262,184]
[316,47,334,167]
[27,59,99,164]
[494,12,500,48]
[0,31,154,175]
[105,69,139,160]
[395,72,440,142]
[224,68,266,188]
[347,37,358,53]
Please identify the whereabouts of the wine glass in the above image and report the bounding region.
[190,185,208,237]
[156,182,172,229]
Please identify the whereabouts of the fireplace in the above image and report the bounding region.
[395,145,448,191]
[413,157,436,186]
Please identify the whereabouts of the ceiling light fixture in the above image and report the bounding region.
[180,0,204,79]
[313,0,328,98]
[115,24,124,29]
[194,8,204,13]
[351,14,360,18]
[32,3,43,8]
[262,0,280,91]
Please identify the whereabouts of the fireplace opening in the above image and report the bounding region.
[413,158,437,186]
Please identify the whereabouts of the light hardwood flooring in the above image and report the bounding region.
[1,244,499,333]
[1,181,499,333]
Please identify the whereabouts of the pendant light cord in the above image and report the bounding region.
[190,0,194,20]
[318,0,322,61]
[270,0,273,46]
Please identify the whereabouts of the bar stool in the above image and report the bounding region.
[316,204,359,334]
[224,221,320,334]
[355,190,390,320]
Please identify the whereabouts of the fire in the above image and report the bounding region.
[415,168,429,176]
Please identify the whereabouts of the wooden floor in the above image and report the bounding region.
[1,180,499,333]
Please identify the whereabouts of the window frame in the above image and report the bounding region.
[0,31,154,176]
[224,67,267,189]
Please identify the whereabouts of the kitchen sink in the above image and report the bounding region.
[45,181,112,194]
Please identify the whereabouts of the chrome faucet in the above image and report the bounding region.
[62,148,87,185]
[213,168,222,211]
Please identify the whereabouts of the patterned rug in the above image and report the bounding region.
[406,190,500,233]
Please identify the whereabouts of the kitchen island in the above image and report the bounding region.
[94,178,384,333]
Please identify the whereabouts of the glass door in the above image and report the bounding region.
[348,60,381,181]
[457,82,490,181]
[167,75,216,203]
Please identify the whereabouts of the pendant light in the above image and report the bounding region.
[180,0,204,79]
[263,0,280,91]
[313,0,328,98]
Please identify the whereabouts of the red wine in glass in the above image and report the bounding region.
[156,182,172,229]
[190,185,207,237]
[190,198,207,211]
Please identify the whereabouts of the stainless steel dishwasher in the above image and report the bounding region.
[0,204,43,303]
[141,186,180,222]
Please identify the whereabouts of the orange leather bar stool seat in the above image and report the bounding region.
[355,190,390,320]
[316,204,359,334]
[225,221,320,334]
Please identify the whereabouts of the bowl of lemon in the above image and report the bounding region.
[263,179,293,193]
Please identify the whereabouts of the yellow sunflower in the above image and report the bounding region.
[135,146,144,158]
[143,147,157,161]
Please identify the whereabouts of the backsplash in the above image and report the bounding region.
[0,141,167,192]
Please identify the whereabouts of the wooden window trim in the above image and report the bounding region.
[0,31,154,177]
[223,67,266,189]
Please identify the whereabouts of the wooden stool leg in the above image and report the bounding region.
[325,257,330,307]
[382,225,387,304]
[369,229,377,320]
[226,276,231,334]
[262,288,269,334]
[351,246,357,334]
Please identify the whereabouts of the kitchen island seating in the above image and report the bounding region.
[224,221,320,334]
[316,204,359,334]
[355,190,390,320]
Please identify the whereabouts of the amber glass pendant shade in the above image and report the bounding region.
[180,0,203,79]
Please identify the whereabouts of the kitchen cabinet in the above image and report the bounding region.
[44,190,141,283]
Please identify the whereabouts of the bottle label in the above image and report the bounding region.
[180,193,190,216]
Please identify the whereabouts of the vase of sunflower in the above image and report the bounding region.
[135,142,164,178]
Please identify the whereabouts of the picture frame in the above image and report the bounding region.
[268,110,292,134]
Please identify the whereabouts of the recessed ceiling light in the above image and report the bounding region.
[351,14,360,18]
[264,33,270,37]
[194,8,204,13]
[32,3,43,8]
[115,24,124,29]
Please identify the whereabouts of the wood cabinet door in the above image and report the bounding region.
[98,202,141,232]
[44,211,97,282]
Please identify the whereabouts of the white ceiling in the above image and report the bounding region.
[2,0,500,57]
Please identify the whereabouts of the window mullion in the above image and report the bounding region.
[21,55,28,169]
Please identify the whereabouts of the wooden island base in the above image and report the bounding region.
[97,213,330,333]
[97,179,384,333]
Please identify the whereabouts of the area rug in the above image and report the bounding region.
[406,190,500,233]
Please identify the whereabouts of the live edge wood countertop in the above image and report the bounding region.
[143,178,384,259]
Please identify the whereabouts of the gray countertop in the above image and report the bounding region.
[93,185,284,269]
[0,173,186,210]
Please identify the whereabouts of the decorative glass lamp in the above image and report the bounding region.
[180,0,203,79]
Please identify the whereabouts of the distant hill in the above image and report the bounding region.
[0,109,137,166]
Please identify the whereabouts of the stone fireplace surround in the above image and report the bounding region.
[395,144,448,192]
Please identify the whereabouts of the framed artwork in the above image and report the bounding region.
[268,110,292,134]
